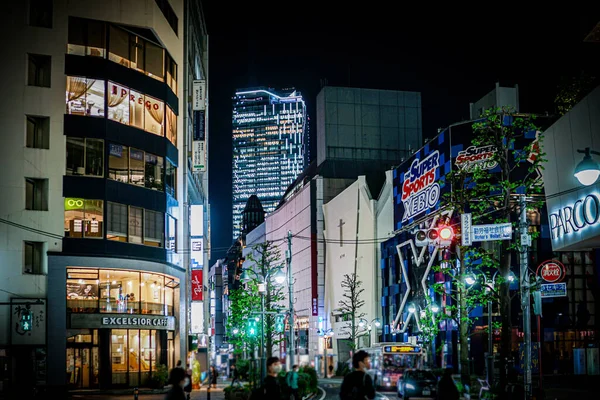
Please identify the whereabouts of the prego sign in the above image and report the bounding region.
[536,260,565,283]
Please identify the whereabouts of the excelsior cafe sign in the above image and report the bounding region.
[71,314,175,331]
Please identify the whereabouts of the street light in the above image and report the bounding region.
[574,148,600,186]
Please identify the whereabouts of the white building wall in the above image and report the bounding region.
[323,176,378,364]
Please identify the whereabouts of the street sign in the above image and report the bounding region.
[540,282,567,298]
[461,213,472,246]
[472,223,512,242]
[536,260,565,283]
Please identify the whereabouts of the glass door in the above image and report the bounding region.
[66,346,97,388]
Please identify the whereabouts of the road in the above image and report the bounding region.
[67,385,225,400]
[319,378,397,400]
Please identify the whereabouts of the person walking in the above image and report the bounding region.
[286,364,300,400]
[183,364,193,400]
[263,357,283,400]
[230,364,240,386]
[436,368,460,400]
[339,350,376,399]
[165,366,186,400]
[209,365,219,388]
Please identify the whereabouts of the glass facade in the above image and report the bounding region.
[232,88,305,239]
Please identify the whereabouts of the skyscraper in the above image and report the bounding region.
[232,88,305,239]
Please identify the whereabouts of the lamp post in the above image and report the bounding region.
[286,230,295,370]
[357,318,382,347]
[574,147,600,186]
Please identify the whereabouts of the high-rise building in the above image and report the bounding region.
[232,88,306,239]
[0,0,208,395]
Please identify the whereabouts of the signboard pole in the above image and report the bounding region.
[519,194,532,398]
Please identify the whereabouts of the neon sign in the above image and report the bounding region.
[401,151,440,222]
[549,193,600,239]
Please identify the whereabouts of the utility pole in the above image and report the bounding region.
[519,194,532,399]
[287,230,295,369]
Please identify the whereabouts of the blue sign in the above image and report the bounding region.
[472,223,513,242]
[540,282,567,298]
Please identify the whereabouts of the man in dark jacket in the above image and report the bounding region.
[165,367,186,400]
[339,350,376,399]
[437,368,459,400]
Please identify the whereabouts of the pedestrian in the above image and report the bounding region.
[230,364,240,386]
[165,366,186,400]
[328,364,334,378]
[263,357,283,399]
[184,364,193,400]
[286,364,300,400]
[339,350,376,399]
[210,365,219,388]
[176,360,183,370]
[436,368,459,400]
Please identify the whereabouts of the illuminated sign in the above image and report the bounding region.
[549,193,600,240]
[401,151,441,223]
[536,260,565,283]
[383,345,421,353]
[455,145,497,172]
[64,198,84,210]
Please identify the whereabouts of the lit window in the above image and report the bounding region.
[64,198,103,238]
[107,81,130,124]
[66,76,105,117]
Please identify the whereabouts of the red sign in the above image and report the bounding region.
[191,270,203,301]
[536,260,565,283]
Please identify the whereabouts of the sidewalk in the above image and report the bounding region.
[67,383,226,400]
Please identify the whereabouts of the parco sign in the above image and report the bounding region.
[549,193,600,240]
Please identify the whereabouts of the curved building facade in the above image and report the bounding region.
[0,0,208,394]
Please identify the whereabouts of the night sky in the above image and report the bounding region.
[202,3,598,264]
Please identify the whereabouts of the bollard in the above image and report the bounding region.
[133,387,139,400]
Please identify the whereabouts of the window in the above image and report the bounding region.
[129,89,144,130]
[166,54,177,94]
[66,137,104,177]
[107,202,127,242]
[29,0,52,28]
[145,41,164,82]
[108,82,130,124]
[145,153,164,191]
[129,148,145,186]
[67,17,105,57]
[144,95,164,136]
[66,76,105,117]
[154,0,178,36]
[25,178,48,211]
[64,198,104,238]
[130,36,145,72]
[108,25,130,67]
[144,210,164,247]
[109,144,129,183]
[165,161,176,197]
[24,241,44,274]
[128,206,143,244]
[166,107,176,145]
[26,115,50,149]
[27,54,51,87]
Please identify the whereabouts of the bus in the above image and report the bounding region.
[360,342,425,390]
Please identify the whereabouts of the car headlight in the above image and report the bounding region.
[405,383,415,390]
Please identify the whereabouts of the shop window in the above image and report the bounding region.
[64,198,103,238]
[24,241,44,274]
[140,330,156,384]
[128,206,143,244]
[108,25,131,67]
[108,81,130,124]
[144,95,164,136]
[166,54,177,94]
[29,0,53,28]
[27,54,51,87]
[129,89,144,130]
[129,148,145,186]
[166,215,176,252]
[67,17,105,57]
[99,269,140,314]
[108,144,129,183]
[130,36,145,73]
[145,41,164,82]
[144,210,164,247]
[111,329,128,385]
[107,202,127,242]
[25,178,48,211]
[66,137,104,177]
[145,153,164,191]
[26,115,50,149]
[66,76,105,117]
[165,161,176,198]
[67,271,99,313]
[166,107,177,145]
[141,273,164,315]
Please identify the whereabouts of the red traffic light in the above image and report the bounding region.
[439,226,454,241]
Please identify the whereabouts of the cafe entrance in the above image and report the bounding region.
[67,330,99,389]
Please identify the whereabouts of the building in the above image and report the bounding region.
[240,86,422,371]
[232,88,306,239]
[0,0,208,394]
[540,84,600,375]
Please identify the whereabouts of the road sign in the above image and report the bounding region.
[540,282,567,298]
[472,223,512,242]
[461,213,472,246]
[536,260,565,283]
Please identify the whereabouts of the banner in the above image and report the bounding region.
[192,111,206,172]
[190,302,204,333]
[191,270,203,301]
[193,80,206,111]
[191,238,203,269]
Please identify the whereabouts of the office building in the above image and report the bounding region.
[0,0,208,394]
[232,88,306,239]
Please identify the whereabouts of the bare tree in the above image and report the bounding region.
[335,273,367,349]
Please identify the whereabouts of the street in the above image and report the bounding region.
[67,385,225,400]
[319,378,397,400]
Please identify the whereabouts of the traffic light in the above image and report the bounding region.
[20,308,32,332]
[415,224,454,247]
[275,314,285,333]
[247,318,257,337]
